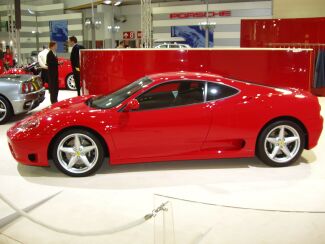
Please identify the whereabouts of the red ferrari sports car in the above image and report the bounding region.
[7,72,323,176]
[2,58,75,90]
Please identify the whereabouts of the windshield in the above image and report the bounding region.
[89,77,153,109]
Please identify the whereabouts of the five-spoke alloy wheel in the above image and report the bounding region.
[66,73,76,90]
[256,120,305,167]
[52,129,104,176]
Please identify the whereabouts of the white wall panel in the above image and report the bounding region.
[20,24,82,33]
[213,32,241,39]
[21,48,37,54]
[38,13,82,22]
[20,3,64,12]
[153,1,272,14]
[152,1,272,48]
[154,32,241,40]
[153,16,272,27]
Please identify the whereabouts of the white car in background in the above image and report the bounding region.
[155,43,191,48]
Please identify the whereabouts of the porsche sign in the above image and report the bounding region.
[170,11,231,19]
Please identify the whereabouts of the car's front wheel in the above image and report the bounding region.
[65,73,76,90]
[0,96,13,125]
[52,129,104,177]
[256,120,305,167]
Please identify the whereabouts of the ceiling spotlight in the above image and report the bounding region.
[85,18,91,26]
[95,20,102,29]
[107,25,120,32]
[27,8,35,15]
[114,1,122,6]
[103,0,112,4]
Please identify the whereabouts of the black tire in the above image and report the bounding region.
[256,120,305,167]
[65,73,76,90]
[0,96,13,125]
[52,129,104,177]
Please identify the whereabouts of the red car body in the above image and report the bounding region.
[7,72,323,168]
[2,58,74,89]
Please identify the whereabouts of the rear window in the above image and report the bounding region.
[207,82,239,101]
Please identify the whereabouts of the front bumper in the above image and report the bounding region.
[7,128,49,167]
[11,88,46,115]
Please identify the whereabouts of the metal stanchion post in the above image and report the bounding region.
[154,199,175,244]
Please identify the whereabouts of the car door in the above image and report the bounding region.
[111,80,213,159]
[201,82,242,151]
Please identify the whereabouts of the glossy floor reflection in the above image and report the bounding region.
[0,90,324,244]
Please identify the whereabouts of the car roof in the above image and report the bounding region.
[147,72,224,83]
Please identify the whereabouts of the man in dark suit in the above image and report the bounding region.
[69,36,84,96]
[46,41,59,104]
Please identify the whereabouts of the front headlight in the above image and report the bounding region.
[17,117,40,130]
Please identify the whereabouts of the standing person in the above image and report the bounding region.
[117,40,125,48]
[3,46,13,70]
[38,45,49,85]
[46,41,59,104]
[68,36,84,96]
[0,48,3,60]
[0,48,4,74]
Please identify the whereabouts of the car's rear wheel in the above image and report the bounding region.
[0,96,13,125]
[65,73,76,90]
[52,129,104,177]
[256,120,305,167]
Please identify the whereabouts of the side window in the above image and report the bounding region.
[207,82,239,101]
[137,81,205,110]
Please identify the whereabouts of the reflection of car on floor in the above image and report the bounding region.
[7,72,323,177]
[0,74,45,124]
[3,58,76,90]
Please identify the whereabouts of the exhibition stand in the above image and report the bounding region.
[241,17,325,96]
[80,48,314,96]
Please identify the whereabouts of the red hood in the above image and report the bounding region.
[37,95,95,116]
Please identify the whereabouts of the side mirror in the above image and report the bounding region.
[124,99,140,112]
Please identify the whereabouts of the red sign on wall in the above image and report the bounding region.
[123,31,135,40]
[170,11,231,19]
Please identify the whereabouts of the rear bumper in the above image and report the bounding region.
[12,88,45,115]
[307,115,323,149]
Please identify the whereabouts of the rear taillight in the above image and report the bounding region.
[21,83,29,93]
[21,82,35,94]
[29,82,35,92]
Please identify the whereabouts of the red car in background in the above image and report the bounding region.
[0,60,4,74]
[2,58,76,90]
[7,72,323,177]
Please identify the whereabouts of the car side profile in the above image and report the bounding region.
[7,72,323,176]
[0,74,45,124]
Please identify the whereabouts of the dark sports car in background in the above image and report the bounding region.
[7,72,323,176]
